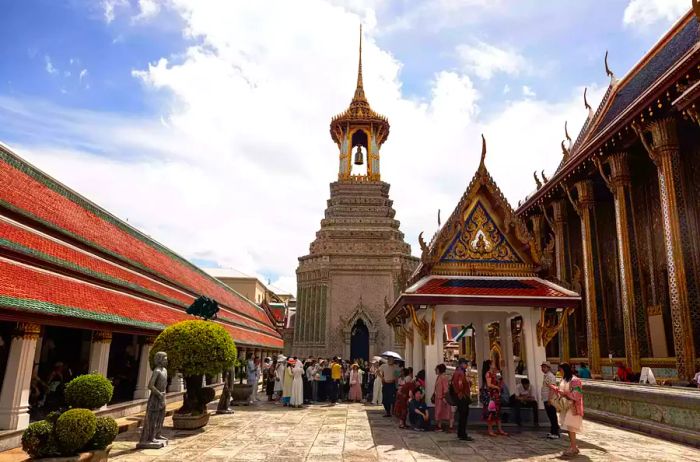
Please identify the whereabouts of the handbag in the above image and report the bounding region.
[550,393,570,413]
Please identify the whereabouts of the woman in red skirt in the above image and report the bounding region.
[393,368,415,428]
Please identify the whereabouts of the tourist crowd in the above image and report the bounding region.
[242,352,585,457]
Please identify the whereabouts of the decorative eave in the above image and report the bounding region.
[517,11,700,217]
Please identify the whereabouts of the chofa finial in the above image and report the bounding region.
[584,87,592,112]
[604,50,617,83]
[564,121,572,145]
[479,133,486,168]
[533,171,542,189]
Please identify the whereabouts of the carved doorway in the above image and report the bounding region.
[350,319,370,362]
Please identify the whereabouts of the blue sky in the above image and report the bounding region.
[0,0,692,293]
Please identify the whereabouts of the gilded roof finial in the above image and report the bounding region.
[694,0,700,22]
[584,87,593,115]
[564,121,572,147]
[479,133,486,169]
[533,171,542,190]
[353,25,367,103]
[604,50,617,84]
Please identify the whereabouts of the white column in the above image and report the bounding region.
[133,338,154,400]
[405,332,413,368]
[502,314,516,394]
[412,328,424,372]
[523,308,546,409]
[424,309,443,407]
[168,373,184,392]
[0,323,40,430]
[88,331,112,376]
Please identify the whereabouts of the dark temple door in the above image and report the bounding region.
[350,319,369,362]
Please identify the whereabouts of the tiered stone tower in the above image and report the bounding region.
[292,28,418,360]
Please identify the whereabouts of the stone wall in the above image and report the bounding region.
[583,381,700,447]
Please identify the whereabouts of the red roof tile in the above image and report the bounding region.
[0,259,283,348]
[412,277,571,298]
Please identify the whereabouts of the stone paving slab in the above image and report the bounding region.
[108,402,700,462]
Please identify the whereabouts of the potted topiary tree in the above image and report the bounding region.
[151,320,236,429]
[21,374,118,461]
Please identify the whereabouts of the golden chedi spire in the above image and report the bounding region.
[330,25,390,148]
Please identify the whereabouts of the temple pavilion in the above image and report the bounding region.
[386,137,580,407]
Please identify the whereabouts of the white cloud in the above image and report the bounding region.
[455,41,528,80]
[44,55,58,75]
[79,69,88,82]
[133,0,161,22]
[521,85,535,98]
[623,0,688,27]
[102,0,128,23]
[503,84,510,95]
[4,1,607,296]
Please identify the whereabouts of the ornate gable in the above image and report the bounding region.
[440,200,523,264]
[414,136,543,280]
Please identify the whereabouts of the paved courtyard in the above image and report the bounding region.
[109,402,700,462]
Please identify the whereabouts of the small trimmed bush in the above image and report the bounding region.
[151,320,236,377]
[88,416,119,450]
[21,420,60,459]
[64,374,114,409]
[151,320,236,417]
[55,408,97,455]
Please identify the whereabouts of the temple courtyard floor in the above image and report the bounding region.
[105,402,700,462]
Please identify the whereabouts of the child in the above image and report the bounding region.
[409,388,430,431]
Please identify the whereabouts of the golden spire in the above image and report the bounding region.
[353,25,367,103]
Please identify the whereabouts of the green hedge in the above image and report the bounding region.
[21,420,60,459]
[88,416,119,450]
[151,320,236,377]
[64,374,114,409]
[55,408,97,455]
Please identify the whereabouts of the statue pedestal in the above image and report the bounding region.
[136,440,166,449]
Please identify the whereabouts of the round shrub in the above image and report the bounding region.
[64,374,114,409]
[55,408,97,455]
[151,320,236,377]
[88,416,119,450]
[21,420,60,459]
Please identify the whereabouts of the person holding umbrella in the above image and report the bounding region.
[379,352,401,417]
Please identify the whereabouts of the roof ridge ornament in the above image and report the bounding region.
[583,87,593,117]
[604,50,618,85]
[564,121,572,148]
[479,133,486,170]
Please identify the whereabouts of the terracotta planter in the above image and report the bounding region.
[34,445,112,461]
[230,384,253,404]
[172,412,210,430]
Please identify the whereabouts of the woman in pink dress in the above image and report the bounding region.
[348,364,363,402]
[433,364,454,432]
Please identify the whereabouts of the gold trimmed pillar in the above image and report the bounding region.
[607,152,641,372]
[88,330,112,378]
[574,180,602,376]
[552,200,570,362]
[0,323,41,430]
[645,118,696,380]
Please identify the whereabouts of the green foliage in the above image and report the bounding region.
[151,320,236,377]
[21,420,60,459]
[55,408,97,455]
[64,374,114,409]
[45,411,62,424]
[88,416,119,450]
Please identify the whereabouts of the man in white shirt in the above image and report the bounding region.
[378,358,398,417]
[510,378,539,427]
[541,361,560,439]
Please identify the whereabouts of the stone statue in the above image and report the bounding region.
[137,351,168,449]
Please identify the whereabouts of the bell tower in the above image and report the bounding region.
[330,26,390,181]
[292,26,417,360]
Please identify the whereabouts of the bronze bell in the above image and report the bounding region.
[353,145,364,165]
